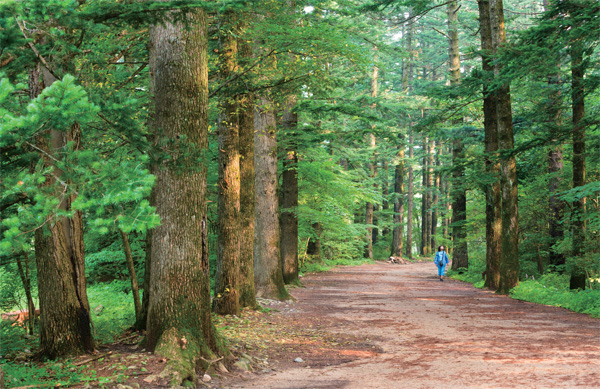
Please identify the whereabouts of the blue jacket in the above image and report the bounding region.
[434,251,449,267]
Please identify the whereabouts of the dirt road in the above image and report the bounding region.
[225,261,600,389]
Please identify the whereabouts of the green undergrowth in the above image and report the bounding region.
[1,280,137,388]
[300,256,375,275]
[448,266,600,318]
[87,280,137,344]
[511,276,600,318]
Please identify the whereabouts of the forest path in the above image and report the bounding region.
[225,261,600,389]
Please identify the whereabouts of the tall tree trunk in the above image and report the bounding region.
[427,140,435,252]
[31,66,94,359]
[254,95,289,300]
[135,216,152,330]
[541,0,565,271]
[570,39,586,289]
[146,9,220,381]
[15,252,36,336]
[280,97,299,285]
[490,0,519,294]
[421,136,431,256]
[365,61,378,260]
[478,0,501,289]
[238,36,256,308]
[120,231,142,321]
[382,161,391,237]
[307,222,322,259]
[391,148,405,257]
[406,131,414,259]
[214,10,241,315]
[447,0,468,270]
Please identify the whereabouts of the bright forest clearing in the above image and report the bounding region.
[0,0,598,388]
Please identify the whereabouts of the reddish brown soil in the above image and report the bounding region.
[220,261,600,389]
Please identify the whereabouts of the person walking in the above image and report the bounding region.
[434,245,449,281]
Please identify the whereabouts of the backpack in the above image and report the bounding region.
[437,254,445,267]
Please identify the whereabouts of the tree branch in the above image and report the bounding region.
[14,18,60,80]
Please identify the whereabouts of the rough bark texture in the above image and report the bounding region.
[446,0,468,270]
[214,11,241,315]
[280,97,299,285]
[135,217,152,330]
[478,0,501,290]
[570,41,586,290]
[490,0,519,294]
[238,34,256,308]
[121,231,142,321]
[31,66,94,359]
[254,95,289,300]
[391,148,405,257]
[406,130,414,259]
[145,9,220,383]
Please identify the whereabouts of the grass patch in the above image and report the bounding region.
[448,264,600,318]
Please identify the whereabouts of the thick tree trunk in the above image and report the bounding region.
[490,0,519,294]
[238,36,256,308]
[478,0,501,289]
[391,149,405,257]
[570,41,586,289]
[280,97,299,285]
[254,95,289,300]
[145,9,220,382]
[214,11,241,315]
[31,66,94,359]
[447,0,468,270]
[406,130,414,259]
[120,231,142,321]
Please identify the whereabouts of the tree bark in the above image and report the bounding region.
[490,0,519,294]
[428,140,435,252]
[478,0,502,289]
[382,161,391,238]
[254,95,289,300]
[280,96,299,285]
[406,130,414,259]
[421,136,431,256]
[120,231,142,321]
[15,252,36,336]
[541,0,565,271]
[214,10,241,315]
[238,34,256,309]
[31,66,94,359]
[391,148,405,257]
[364,61,378,260]
[145,9,220,382]
[307,223,322,259]
[570,39,586,289]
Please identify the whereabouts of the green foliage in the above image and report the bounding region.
[511,277,600,318]
[2,359,97,389]
[87,280,136,344]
